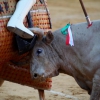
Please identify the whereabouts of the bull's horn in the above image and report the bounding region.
[43,31,54,44]
[29,27,44,40]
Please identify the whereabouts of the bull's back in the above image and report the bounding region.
[71,20,100,46]
[71,20,100,79]
[71,20,100,60]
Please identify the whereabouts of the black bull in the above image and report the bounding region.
[30,20,100,100]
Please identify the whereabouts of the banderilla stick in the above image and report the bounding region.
[79,0,92,26]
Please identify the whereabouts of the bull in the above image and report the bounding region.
[30,20,100,100]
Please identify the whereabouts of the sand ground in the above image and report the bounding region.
[0,0,100,100]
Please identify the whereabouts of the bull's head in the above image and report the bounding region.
[30,28,60,81]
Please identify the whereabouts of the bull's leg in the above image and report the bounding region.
[90,70,100,100]
[0,78,4,86]
[38,90,45,100]
[90,82,100,100]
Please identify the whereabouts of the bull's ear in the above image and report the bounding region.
[43,31,54,44]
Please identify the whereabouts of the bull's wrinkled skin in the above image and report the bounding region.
[30,20,100,100]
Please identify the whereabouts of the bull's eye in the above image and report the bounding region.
[37,49,42,55]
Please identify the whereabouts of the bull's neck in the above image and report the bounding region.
[51,29,76,76]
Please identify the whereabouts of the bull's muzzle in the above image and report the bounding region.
[31,69,45,81]
[31,72,46,82]
[33,73,43,79]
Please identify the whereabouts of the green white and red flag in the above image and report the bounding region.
[66,26,74,46]
[61,24,74,46]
